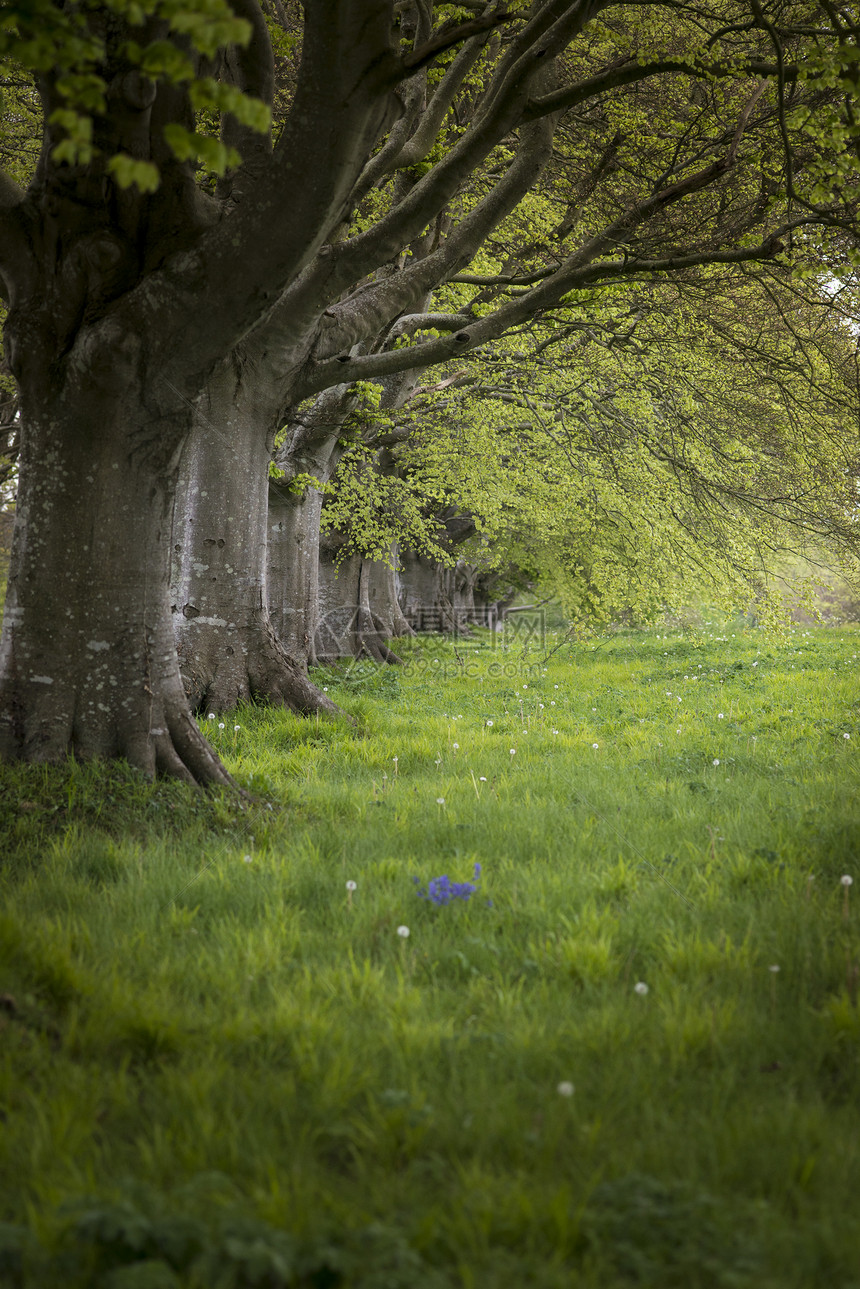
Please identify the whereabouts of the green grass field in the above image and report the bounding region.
[1,622,859,1288]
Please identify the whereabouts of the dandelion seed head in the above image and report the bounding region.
[841,875,853,887]
[436,797,445,805]
[557,1081,574,1097]
[634,981,649,995]
[346,880,357,891]
[713,758,720,766]
[397,925,410,938]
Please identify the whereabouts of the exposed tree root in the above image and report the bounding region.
[0,673,235,786]
[178,618,343,717]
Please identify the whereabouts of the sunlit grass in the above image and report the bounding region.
[0,622,858,1287]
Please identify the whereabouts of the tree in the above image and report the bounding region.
[2,0,859,780]
[0,1,484,779]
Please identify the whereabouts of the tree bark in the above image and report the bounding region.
[0,374,231,785]
[267,479,326,666]
[171,355,338,715]
[265,385,356,669]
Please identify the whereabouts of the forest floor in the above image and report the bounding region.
[1,620,859,1288]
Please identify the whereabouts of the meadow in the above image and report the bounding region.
[0,620,859,1289]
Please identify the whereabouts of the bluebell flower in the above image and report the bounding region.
[414,863,483,905]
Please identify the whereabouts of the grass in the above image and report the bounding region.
[1,620,859,1288]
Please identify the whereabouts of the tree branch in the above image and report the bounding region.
[309,1,596,307]
[387,311,474,339]
[218,0,276,201]
[523,56,798,121]
[298,207,793,399]
[306,98,557,365]
[449,268,555,286]
[401,8,511,72]
[395,32,488,168]
[143,0,403,388]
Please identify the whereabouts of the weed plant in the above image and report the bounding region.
[0,623,859,1288]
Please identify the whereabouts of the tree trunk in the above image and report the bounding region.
[316,534,410,664]
[265,385,356,670]
[397,547,461,634]
[171,356,338,716]
[0,383,231,785]
[267,480,325,666]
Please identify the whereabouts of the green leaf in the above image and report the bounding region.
[162,123,239,175]
[188,78,271,133]
[139,40,194,82]
[106,153,160,192]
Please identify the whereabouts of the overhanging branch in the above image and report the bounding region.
[524,56,798,121]
[401,7,511,73]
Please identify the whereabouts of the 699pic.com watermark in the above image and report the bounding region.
[314,603,547,676]
[400,606,548,680]
[402,655,545,681]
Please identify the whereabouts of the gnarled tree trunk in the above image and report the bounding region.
[0,363,231,785]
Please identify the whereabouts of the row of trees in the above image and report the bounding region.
[0,0,859,783]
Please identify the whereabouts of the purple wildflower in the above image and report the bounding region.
[414,861,483,905]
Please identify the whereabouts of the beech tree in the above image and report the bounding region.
[1,0,859,781]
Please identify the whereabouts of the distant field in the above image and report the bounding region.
[1,622,858,1288]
